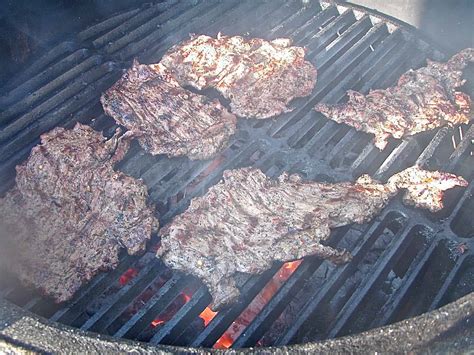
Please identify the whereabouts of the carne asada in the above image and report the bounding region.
[101,59,237,160]
[159,34,317,119]
[315,48,473,149]
[0,124,158,302]
[157,166,467,310]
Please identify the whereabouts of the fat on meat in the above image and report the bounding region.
[315,48,473,149]
[157,166,467,310]
[0,124,158,302]
[101,59,237,160]
[159,34,317,119]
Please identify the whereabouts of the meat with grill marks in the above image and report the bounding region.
[315,48,473,150]
[101,59,237,160]
[0,124,158,302]
[157,166,467,310]
[159,34,317,119]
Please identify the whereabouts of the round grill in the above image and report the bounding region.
[0,0,473,351]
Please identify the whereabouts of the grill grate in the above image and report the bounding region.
[0,0,473,349]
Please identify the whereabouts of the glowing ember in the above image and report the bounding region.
[199,306,218,326]
[215,333,233,349]
[149,292,193,328]
[182,293,191,302]
[213,260,302,349]
[150,319,165,328]
[119,268,139,286]
[278,260,302,279]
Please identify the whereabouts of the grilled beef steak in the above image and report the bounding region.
[159,34,317,119]
[101,59,237,160]
[157,166,467,310]
[0,124,158,302]
[315,48,473,149]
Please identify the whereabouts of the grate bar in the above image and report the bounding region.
[231,259,317,348]
[23,297,42,312]
[373,139,419,181]
[326,223,414,338]
[416,127,451,166]
[91,1,179,50]
[2,41,78,91]
[377,49,428,90]
[104,0,200,57]
[159,142,270,223]
[446,124,474,171]
[208,0,289,38]
[290,6,339,43]
[282,31,405,146]
[146,0,254,61]
[311,13,367,68]
[320,30,405,105]
[428,253,468,311]
[0,54,100,125]
[371,238,440,328]
[305,9,356,53]
[0,67,119,165]
[49,255,134,323]
[141,158,195,190]
[121,0,238,61]
[324,129,359,163]
[0,48,90,110]
[81,262,162,332]
[312,23,388,99]
[78,8,141,43]
[357,44,421,94]
[275,210,396,345]
[268,22,388,138]
[269,0,324,38]
[118,150,176,183]
[189,264,280,348]
[149,285,211,345]
[114,273,187,339]
[0,59,107,144]
[448,180,474,224]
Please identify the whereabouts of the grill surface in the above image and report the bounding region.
[0,0,473,350]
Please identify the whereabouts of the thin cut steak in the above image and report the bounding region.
[101,59,237,160]
[159,34,317,119]
[157,166,467,310]
[0,124,158,302]
[315,48,473,149]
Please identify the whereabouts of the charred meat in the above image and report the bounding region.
[101,59,237,160]
[159,34,317,119]
[315,48,473,149]
[0,124,158,302]
[158,166,467,310]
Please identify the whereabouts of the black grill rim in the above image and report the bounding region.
[0,0,472,352]
[0,294,472,353]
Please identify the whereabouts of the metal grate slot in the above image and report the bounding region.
[0,48,90,112]
[0,63,120,164]
[0,1,472,350]
[78,8,142,43]
[3,41,79,91]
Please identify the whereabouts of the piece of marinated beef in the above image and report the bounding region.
[0,123,158,302]
[315,48,473,150]
[157,166,467,310]
[101,59,237,160]
[159,34,317,119]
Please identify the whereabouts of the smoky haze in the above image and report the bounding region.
[344,0,474,55]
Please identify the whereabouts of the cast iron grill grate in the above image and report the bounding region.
[0,0,472,349]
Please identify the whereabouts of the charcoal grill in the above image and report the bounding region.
[0,0,473,352]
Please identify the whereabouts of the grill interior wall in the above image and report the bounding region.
[0,0,473,349]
